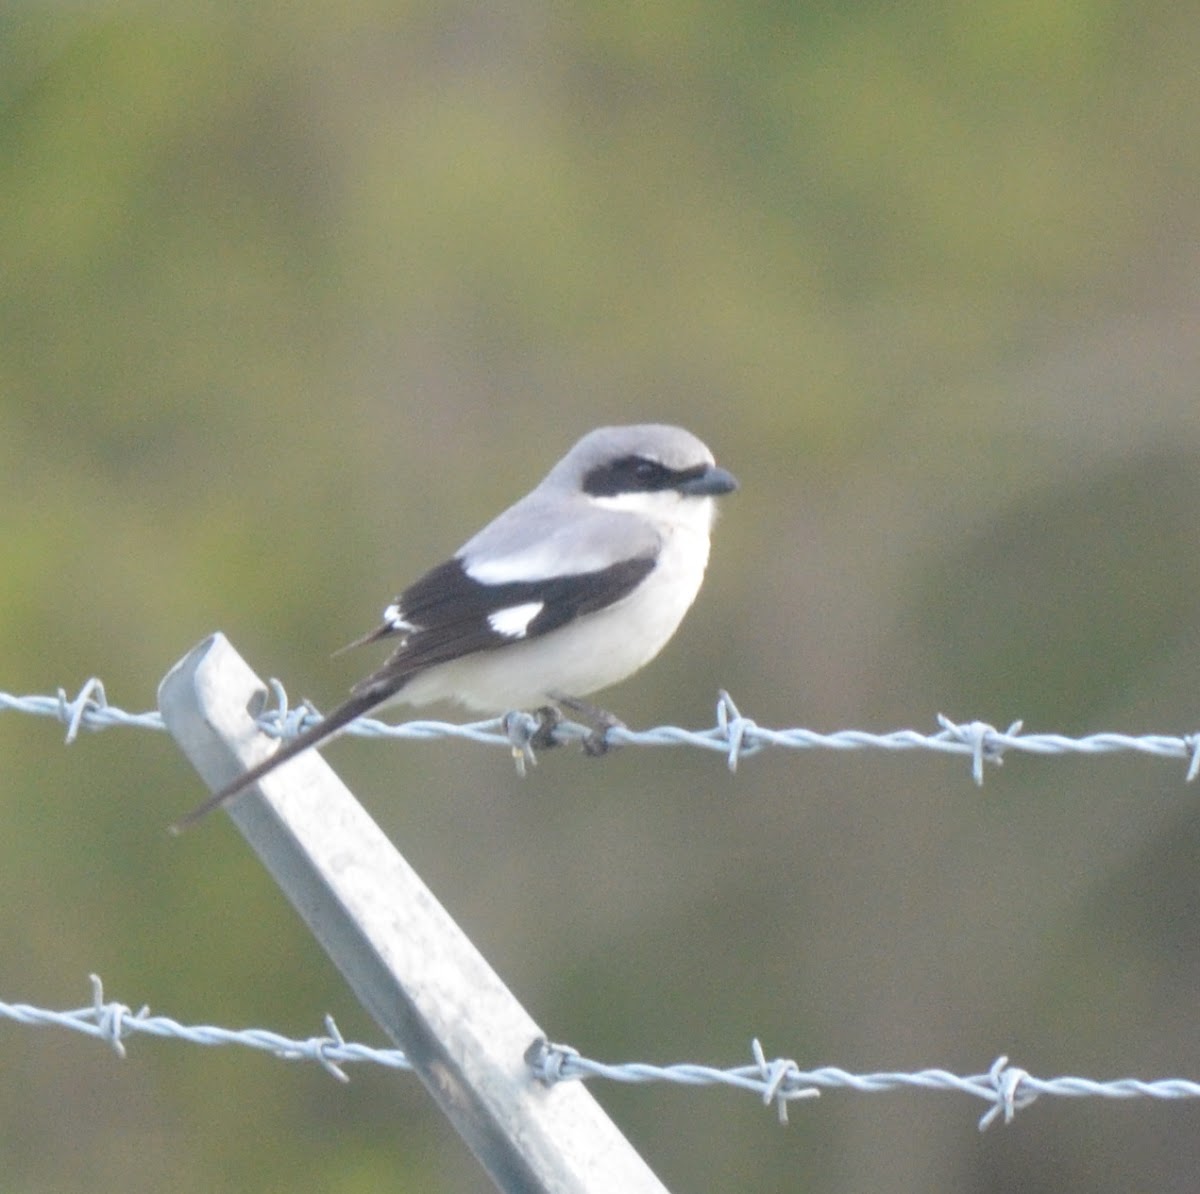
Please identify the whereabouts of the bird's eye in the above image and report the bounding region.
[583,454,672,496]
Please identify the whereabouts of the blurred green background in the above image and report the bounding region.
[4,2,1200,1191]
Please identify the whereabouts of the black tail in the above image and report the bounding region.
[168,686,392,834]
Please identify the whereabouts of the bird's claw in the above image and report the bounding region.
[529,705,563,751]
[549,693,625,756]
[582,727,615,756]
[505,699,624,771]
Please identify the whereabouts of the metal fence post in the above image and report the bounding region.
[158,633,670,1194]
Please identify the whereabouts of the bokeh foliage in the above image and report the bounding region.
[4,3,1200,1191]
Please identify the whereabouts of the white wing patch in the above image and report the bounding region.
[384,602,414,632]
[488,601,544,639]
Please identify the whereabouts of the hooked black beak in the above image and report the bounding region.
[677,464,738,497]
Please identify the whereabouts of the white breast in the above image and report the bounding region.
[398,494,718,713]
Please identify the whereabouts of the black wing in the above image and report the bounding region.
[171,554,655,831]
[351,554,656,696]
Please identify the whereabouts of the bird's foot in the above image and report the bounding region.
[529,705,564,751]
[549,693,627,756]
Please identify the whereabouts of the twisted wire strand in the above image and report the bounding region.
[5,979,1200,1130]
[8,677,1200,1131]
[4,680,1200,781]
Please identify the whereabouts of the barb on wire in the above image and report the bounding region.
[0,683,166,739]
[0,975,410,1081]
[526,1037,1200,1131]
[935,715,1025,785]
[5,979,1200,1128]
[5,680,1200,785]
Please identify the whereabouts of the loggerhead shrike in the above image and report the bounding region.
[171,424,737,831]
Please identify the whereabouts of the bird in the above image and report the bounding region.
[170,423,737,832]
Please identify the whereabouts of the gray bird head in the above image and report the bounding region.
[546,424,739,501]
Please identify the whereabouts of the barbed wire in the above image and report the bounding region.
[4,679,1200,783]
[527,1039,1200,1129]
[4,976,1200,1130]
[8,677,1200,1133]
[0,975,409,1083]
